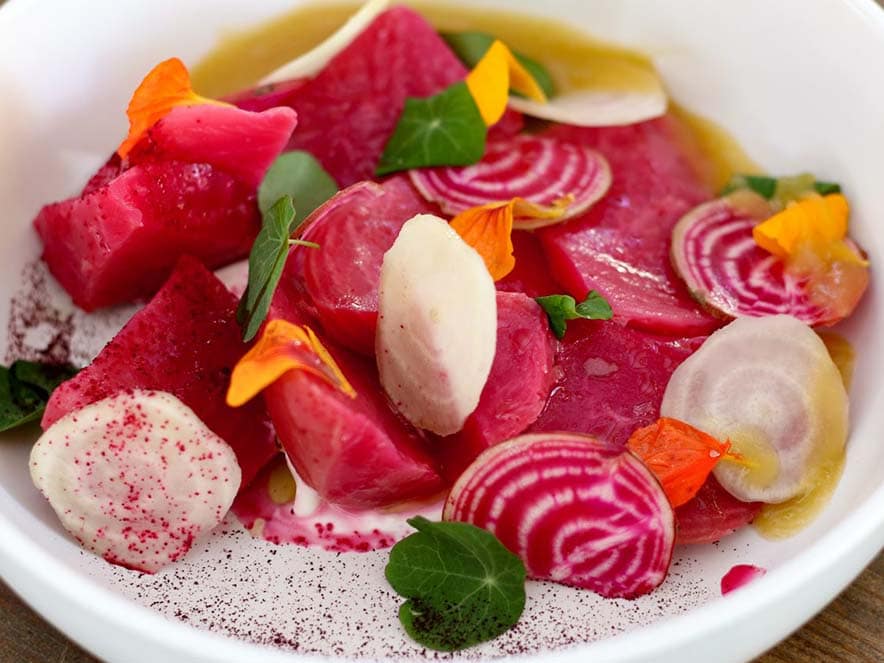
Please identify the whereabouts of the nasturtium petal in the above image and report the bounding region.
[466,40,547,126]
[227,319,356,407]
[117,58,229,158]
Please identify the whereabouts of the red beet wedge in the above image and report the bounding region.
[444,433,675,598]
[675,476,762,545]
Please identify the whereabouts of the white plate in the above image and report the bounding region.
[0,1,883,662]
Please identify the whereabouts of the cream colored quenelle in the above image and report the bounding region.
[29,390,241,573]
[661,315,848,505]
[376,214,497,436]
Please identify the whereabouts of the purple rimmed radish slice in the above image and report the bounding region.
[661,315,848,505]
[670,190,864,326]
[443,433,675,599]
[30,390,241,573]
[409,135,611,226]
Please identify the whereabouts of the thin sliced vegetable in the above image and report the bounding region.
[508,85,666,127]
[444,433,675,598]
[259,0,391,84]
[30,390,240,573]
[661,315,848,504]
[410,135,611,221]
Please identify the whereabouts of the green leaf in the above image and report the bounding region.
[0,361,78,433]
[720,174,778,199]
[441,30,556,99]
[813,180,841,195]
[239,195,299,342]
[376,82,488,176]
[535,290,613,339]
[257,151,338,223]
[720,173,842,202]
[385,517,526,652]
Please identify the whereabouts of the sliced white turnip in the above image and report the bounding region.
[444,433,675,599]
[661,315,848,504]
[30,390,241,573]
[377,214,497,436]
[508,84,666,127]
[259,0,390,85]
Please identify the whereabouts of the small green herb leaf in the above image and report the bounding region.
[0,361,78,433]
[257,151,338,222]
[239,195,300,342]
[535,290,613,339]
[441,30,556,99]
[376,81,488,176]
[385,516,526,652]
[720,173,841,201]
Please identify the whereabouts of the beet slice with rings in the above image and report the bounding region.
[536,116,723,336]
[670,191,869,326]
[300,175,439,356]
[444,433,675,598]
[409,135,611,224]
[529,319,704,447]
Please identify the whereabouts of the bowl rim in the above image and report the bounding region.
[0,0,883,661]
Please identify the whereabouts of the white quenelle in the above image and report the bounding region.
[376,213,497,436]
[661,315,848,504]
[30,390,241,573]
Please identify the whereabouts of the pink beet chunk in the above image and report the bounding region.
[234,7,521,186]
[439,292,556,481]
[129,104,298,188]
[537,115,723,336]
[675,475,763,544]
[42,257,277,488]
[445,433,675,598]
[300,176,439,355]
[264,306,444,509]
[720,564,767,595]
[530,319,704,447]
[496,230,564,298]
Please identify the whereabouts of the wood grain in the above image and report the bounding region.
[0,553,881,662]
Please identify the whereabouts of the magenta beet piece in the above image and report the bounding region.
[444,433,675,598]
[300,176,439,355]
[129,104,297,188]
[262,313,443,509]
[237,6,520,186]
[496,231,564,298]
[409,135,611,223]
[720,564,767,595]
[42,257,277,488]
[227,78,310,113]
[529,319,704,447]
[439,292,556,481]
[675,476,763,545]
[537,115,722,336]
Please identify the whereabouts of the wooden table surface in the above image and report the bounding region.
[1,552,881,662]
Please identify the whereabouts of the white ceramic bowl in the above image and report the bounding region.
[1,1,882,661]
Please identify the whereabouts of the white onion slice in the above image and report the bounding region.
[508,85,667,127]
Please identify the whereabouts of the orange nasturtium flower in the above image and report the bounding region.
[627,417,743,508]
[466,40,548,127]
[450,197,571,281]
[227,319,356,408]
[117,57,229,158]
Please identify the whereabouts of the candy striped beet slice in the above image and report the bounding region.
[444,433,675,598]
[409,135,611,225]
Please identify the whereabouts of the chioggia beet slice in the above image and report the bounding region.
[301,176,439,355]
[674,475,762,545]
[670,190,868,326]
[438,292,556,481]
[661,315,848,504]
[377,214,497,436]
[30,390,241,573]
[409,135,612,224]
[444,433,675,598]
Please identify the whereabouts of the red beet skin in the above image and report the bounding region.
[262,319,444,509]
[42,257,277,488]
[231,6,521,186]
[675,476,763,545]
[530,319,704,447]
[439,292,556,481]
[301,176,439,355]
[537,115,723,336]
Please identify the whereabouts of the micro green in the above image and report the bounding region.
[535,290,613,339]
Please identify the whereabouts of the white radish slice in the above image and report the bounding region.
[377,214,497,436]
[259,0,390,85]
[507,84,666,127]
[661,315,848,504]
[444,433,675,599]
[29,390,241,573]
